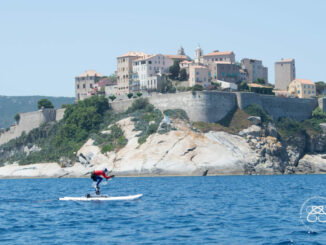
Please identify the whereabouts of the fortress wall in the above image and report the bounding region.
[148,92,237,122]
[236,92,318,121]
[318,98,326,113]
[112,91,318,123]
[56,108,66,121]
[110,99,133,113]
[0,109,59,146]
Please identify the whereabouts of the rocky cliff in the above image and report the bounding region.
[1,99,326,178]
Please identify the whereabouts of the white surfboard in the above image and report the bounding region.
[59,194,143,201]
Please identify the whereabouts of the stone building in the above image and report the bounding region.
[75,70,103,101]
[202,51,235,65]
[288,79,316,98]
[132,54,173,91]
[208,62,240,84]
[189,65,209,88]
[116,51,147,95]
[275,58,296,90]
[241,58,268,84]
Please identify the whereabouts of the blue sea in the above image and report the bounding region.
[0,175,326,244]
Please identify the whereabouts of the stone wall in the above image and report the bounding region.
[236,92,318,121]
[112,91,319,123]
[0,108,65,146]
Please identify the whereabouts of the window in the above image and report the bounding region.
[304,85,306,88]
[83,84,86,89]
[298,90,300,94]
[308,90,311,94]
[148,61,152,64]
[304,90,306,94]
[308,85,310,88]
[196,72,199,75]
[90,83,93,88]
[77,84,80,89]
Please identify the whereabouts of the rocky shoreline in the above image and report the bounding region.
[1,116,326,178]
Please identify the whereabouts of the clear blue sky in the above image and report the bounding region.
[0,0,325,97]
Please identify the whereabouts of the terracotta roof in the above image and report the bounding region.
[190,65,208,69]
[77,70,103,78]
[133,54,157,62]
[276,58,294,63]
[180,60,192,64]
[118,51,148,58]
[248,83,272,88]
[164,54,188,60]
[203,51,233,57]
[294,79,314,85]
[214,61,232,64]
[97,78,117,87]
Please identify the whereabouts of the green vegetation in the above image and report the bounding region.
[248,85,274,95]
[191,84,204,91]
[169,60,180,80]
[157,79,176,93]
[0,95,74,129]
[14,114,20,123]
[109,95,116,101]
[127,93,133,99]
[239,81,249,91]
[179,68,187,81]
[93,124,127,153]
[136,92,142,97]
[37,99,54,109]
[194,108,251,134]
[315,81,326,96]
[164,109,189,121]
[253,78,265,85]
[244,104,273,123]
[0,96,109,165]
[123,98,163,144]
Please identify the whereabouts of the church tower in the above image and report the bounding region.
[178,46,185,55]
[194,45,203,63]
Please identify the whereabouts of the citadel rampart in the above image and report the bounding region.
[1,92,325,146]
[111,91,323,122]
[0,108,65,145]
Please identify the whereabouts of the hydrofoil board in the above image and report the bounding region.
[59,193,143,201]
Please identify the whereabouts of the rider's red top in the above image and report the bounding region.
[94,170,110,179]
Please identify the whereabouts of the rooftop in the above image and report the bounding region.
[76,70,103,78]
[164,54,189,60]
[248,83,273,88]
[276,58,294,63]
[294,79,314,85]
[118,51,148,58]
[203,51,233,57]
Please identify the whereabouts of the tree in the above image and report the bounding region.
[37,99,54,109]
[158,79,176,93]
[253,78,265,85]
[179,68,187,81]
[136,92,142,97]
[14,113,20,123]
[192,84,204,91]
[108,74,117,83]
[169,60,180,80]
[239,81,249,91]
[127,93,133,99]
[315,81,326,96]
[109,95,116,101]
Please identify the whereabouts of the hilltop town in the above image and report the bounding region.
[75,46,319,102]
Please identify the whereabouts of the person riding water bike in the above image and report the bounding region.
[91,168,114,195]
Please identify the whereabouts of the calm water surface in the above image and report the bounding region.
[0,175,326,244]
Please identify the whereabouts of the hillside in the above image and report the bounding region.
[1,96,326,177]
[0,95,74,129]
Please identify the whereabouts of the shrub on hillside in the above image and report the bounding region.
[244,104,272,123]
